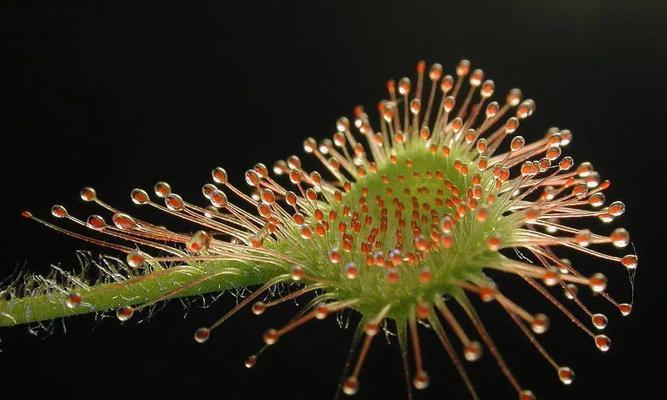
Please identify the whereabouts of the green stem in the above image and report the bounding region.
[0,261,281,327]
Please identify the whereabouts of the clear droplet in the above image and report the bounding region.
[594,334,612,352]
[315,304,329,320]
[165,193,185,211]
[186,230,212,253]
[210,189,228,208]
[211,167,228,185]
[126,251,146,268]
[244,355,257,369]
[194,327,210,343]
[80,187,97,202]
[86,214,107,230]
[116,306,134,322]
[112,213,138,230]
[531,313,550,334]
[51,205,68,218]
[558,366,575,385]
[343,376,359,396]
[610,228,630,248]
[130,188,150,205]
[618,303,632,317]
[344,262,359,279]
[263,328,278,345]
[365,321,379,336]
[464,341,482,361]
[589,273,607,292]
[329,248,341,264]
[608,201,625,217]
[563,284,578,300]
[519,390,536,400]
[510,136,526,152]
[252,301,266,316]
[592,313,608,330]
[620,254,638,270]
[413,370,430,390]
[153,182,171,198]
[65,293,82,309]
[290,265,305,281]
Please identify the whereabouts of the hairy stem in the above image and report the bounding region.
[0,261,281,327]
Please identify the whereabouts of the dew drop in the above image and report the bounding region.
[542,268,560,286]
[456,59,470,76]
[343,376,359,396]
[592,313,608,330]
[531,313,550,334]
[516,99,535,119]
[558,157,574,171]
[610,228,630,248]
[479,287,497,302]
[589,273,607,292]
[211,167,228,185]
[463,341,482,361]
[510,136,525,152]
[594,334,612,352]
[563,284,578,300]
[83,214,105,230]
[621,254,638,270]
[288,169,302,185]
[244,355,257,369]
[480,80,495,98]
[429,63,443,80]
[608,201,625,217]
[126,251,146,268]
[315,304,329,320]
[194,327,210,343]
[365,321,379,336]
[165,193,185,211]
[618,303,632,317]
[519,390,536,400]
[290,265,305,281]
[153,182,171,198]
[65,293,82,309]
[80,187,97,202]
[252,301,266,316]
[51,205,68,218]
[487,235,501,251]
[410,98,421,115]
[344,262,359,279]
[256,163,271,178]
[588,192,606,207]
[210,189,228,208]
[130,189,149,205]
[413,370,430,390]
[329,248,341,264]
[112,213,138,230]
[186,230,212,253]
[337,116,350,132]
[116,306,134,322]
[506,88,522,106]
[263,328,278,345]
[558,366,575,385]
[202,183,216,199]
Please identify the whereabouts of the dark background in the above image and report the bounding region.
[1,1,665,399]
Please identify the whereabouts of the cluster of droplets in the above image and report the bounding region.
[15,58,638,400]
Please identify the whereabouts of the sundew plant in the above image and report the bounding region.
[0,59,636,399]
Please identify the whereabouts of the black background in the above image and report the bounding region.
[1,1,665,399]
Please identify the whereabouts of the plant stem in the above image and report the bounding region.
[0,261,280,327]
